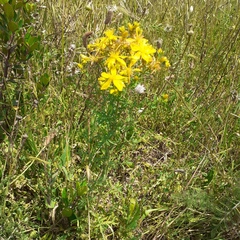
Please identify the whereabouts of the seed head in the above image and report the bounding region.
[105,10,113,25]
[82,31,93,49]
[187,24,194,36]
[156,39,163,49]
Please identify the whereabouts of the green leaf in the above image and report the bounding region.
[30,41,40,52]
[40,233,53,240]
[8,20,18,32]
[206,168,214,185]
[126,198,141,231]
[128,198,137,216]
[3,3,14,20]
[25,131,38,155]
[15,1,23,9]
[127,207,140,230]
[76,181,88,197]
[26,35,38,46]
[29,230,38,238]
[62,207,73,217]
[25,3,36,13]
[0,0,9,4]
[40,73,50,86]
[60,141,70,166]
[62,187,68,199]
[10,0,16,7]
[45,199,56,209]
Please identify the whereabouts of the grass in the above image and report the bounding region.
[0,0,239,239]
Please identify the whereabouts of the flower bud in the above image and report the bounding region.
[189,6,194,13]
[187,24,194,36]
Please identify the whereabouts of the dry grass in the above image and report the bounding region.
[0,0,239,239]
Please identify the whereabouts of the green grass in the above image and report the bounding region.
[0,0,239,239]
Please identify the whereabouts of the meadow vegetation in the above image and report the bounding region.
[0,0,239,239]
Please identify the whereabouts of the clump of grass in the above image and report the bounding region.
[0,0,239,239]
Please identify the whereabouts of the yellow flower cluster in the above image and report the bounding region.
[78,22,170,94]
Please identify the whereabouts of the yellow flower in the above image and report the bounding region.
[128,54,140,66]
[105,51,126,69]
[120,66,141,82]
[104,29,118,41]
[119,26,129,39]
[109,89,118,94]
[128,21,140,32]
[119,26,126,32]
[126,27,144,45]
[161,93,169,102]
[80,54,91,64]
[80,54,100,64]
[159,56,170,68]
[88,37,107,52]
[77,63,83,69]
[131,41,156,63]
[98,68,127,91]
[78,22,169,94]
[165,60,170,68]
[149,60,161,72]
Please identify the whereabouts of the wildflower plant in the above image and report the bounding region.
[75,22,171,184]
[62,23,171,237]
[78,22,170,94]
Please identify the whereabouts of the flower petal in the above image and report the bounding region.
[101,79,112,90]
[113,79,125,91]
[101,72,110,78]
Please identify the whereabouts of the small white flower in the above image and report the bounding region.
[69,44,76,50]
[189,6,194,13]
[138,108,144,113]
[135,84,146,94]
[69,44,76,52]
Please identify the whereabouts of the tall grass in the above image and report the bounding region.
[0,0,239,239]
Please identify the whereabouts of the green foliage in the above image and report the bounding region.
[0,0,239,239]
[0,0,41,142]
